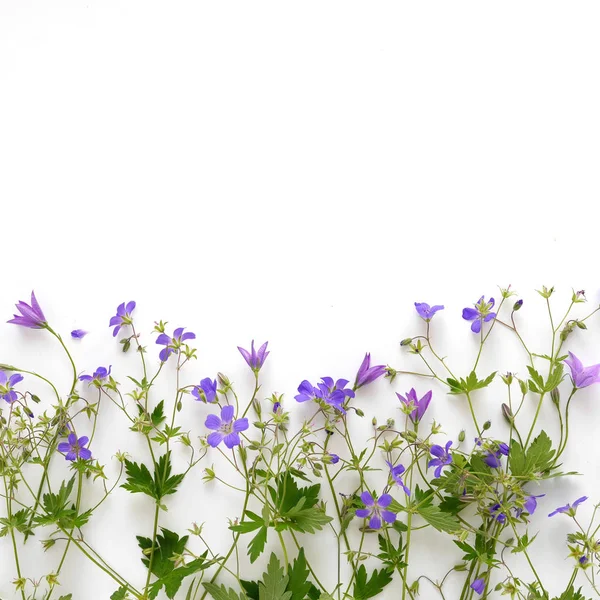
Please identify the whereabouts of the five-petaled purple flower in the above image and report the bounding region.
[354,353,386,389]
[564,352,600,389]
[156,327,196,362]
[238,340,269,372]
[397,388,432,424]
[414,302,444,321]
[79,366,112,385]
[58,433,92,461]
[484,442,509,468]
[205,405,249,449]
[549,496,588,517]
[192,378,218,403]
[0,371,24,403]
[295,377,355,413]
[8,291,47,329]
[109,301,136,337]
[71,329,88,339]
[428,441,453,478]
[462,296,497,334]
[355,491,397,529]
[470,578,485,595]
[386,461,410,496]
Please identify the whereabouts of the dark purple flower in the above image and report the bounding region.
[273,401,281,413]
[192,378,217,403]
[0,371,24,403]
[355,491,397,529]
[462,296,496,334]
[564,352,600,389]
[484,452,503,468]
[328,453,340,464]
[8,291,47,329]
[58,433,92,461]
[513,299,524,311]
[109,301,136,337]
[156,327,196,362]
[386,460,410,496]
[205,405,249,449]
[414,302,444,321]
[428,441,453,478]
[549,496,588,517]
[470,578,485,595]
[238,340,269,372]
[354,353,386,389]
[498,442,510,456]
[79,366,112,385]
[490,503,507,524]
[71,329,88,339]
[580,556,589,565]
[397,388,432,424]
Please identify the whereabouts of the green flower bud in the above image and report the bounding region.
[501,403,513,424]
[550,387,560,406]
[483,420,491,430]
[458,429,466,442]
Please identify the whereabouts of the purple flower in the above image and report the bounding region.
[8,291,47,329]
[490,503,507,524]
[515,494,545,517]
[386,461,410,496]
[397,388,432,424]
[354,353,386,389]
[470,578,485,595]
[498,442,509,456]
[328,453,340,464]
[192,378,218,403]
[549,496,588,517]
[484,452,502,468]
[238,340,269,372]
[0,371,24,403]
[580,556,589,565]
[205,405,249,449]
[273,401,281,413]
[295,380,318,403]
[71,329,88,339]
[58,433,92,461]
[564,352,600,389]
[79,366,112,384]
[414,302,444,321]
[156,327,196,362]
[428,441,453,478]
[316,377,355,413]
[462,296,496,334]
[355,491,397,529]
[109,301,136,337]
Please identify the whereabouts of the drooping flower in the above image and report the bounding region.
[564,352,600,389]
[515,494,545,517]
[0,371,24,403]
[549,496,588,517]
[109,301,136,337]
[428,441,453,478]
[156,327,196,362]
[397,388,432,424]
[71,329,88,339]
[8,291,47,329]
[386,461,410,495]
[490,503,507,524]
[237,340,269,372]
[414,302,444,321]
[205,405,249,449]
[355,491,397,529]
[79,366,112,385]
[57,433,92,461]
[354,353,386,389]
[462,296,497,334]
[470,578,485,595]
[327,453,340,464]
[192,378,218,403]
[484,452,502,468]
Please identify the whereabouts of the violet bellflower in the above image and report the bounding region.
[0,371,24,403]
[548,496,588,517]
[490,503,507,524]
[327,453,340,464]
[205,405,249,449]
[355,491,397,530]
[484,442,509,468]
[156,327,196,362]
[462,296,497,333]
[8,291,47,329]
[515,494,545,518]
[386,460,410,495]
[58,433,92,461]
[192,378,218,403]
[397,388,432,424]
[295,377,355,413]
[414,302,444,321]
[71,329,88,339]
[470,578,485,595]
[428,441,453,477]
[109,301,136,337]
[79,366,112,385]
[238,340,269,372]
[564,352,600,389]
[354,353,386,389]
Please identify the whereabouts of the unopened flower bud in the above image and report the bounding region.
[513,299,523,311]
[400,338,413,346]
[386,418,395,429]
[372,417,377,427]
[501,403,513,424]
[355,408,365,417]
[550,387,560,406]
[217,372,231,387]
[483,420,491,431]
[576,320,587,330]
[458,430,466,442]
[518,379,528,395]
[501,372,514,385]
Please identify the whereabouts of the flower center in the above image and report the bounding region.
[220,422,233,435]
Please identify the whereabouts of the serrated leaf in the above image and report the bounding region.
[203,583,248,600]
[417,504,461,533]
[248,526,268,563]
[110,586,129,600]
[353,565,393,600]
[259,553,292,600]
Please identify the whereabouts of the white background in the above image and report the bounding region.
[1,2,600,598]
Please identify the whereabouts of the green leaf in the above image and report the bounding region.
[446,371,496,395]
[110,586,130,600]
[203,583,248,600]
[416,504,461,533]
[122,452,185,500]
[151,401,166,426]
[122,460,156,498]
[509,440,526,477]
[154,451,185,498]
[525,431,555,474]
[258,553,292,600]
[248,526,268,563]
[353,565,393,600]
[286,549,319,600]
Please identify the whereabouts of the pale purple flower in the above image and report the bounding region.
[156,327,196,362]
[386,461,410,496]
[397,388,432,424]
[470,578,485,595]
[354,353,386,389]
[428,441,453,478]
[237,340,269,372]
[71,329,88,339]
[564,352,600,389]
[462,296,496,333]
[58,433,92,461]
[355,491,397,529]
[549,496,588,517]
[8,291,47,329]
[515,494,545,517]
[414,302,444,321]
[79,366,112,384]
[109,301,136,337]
[310,377,355,413]
[192,378,217,403]
[0,371,24,403]
[205,405,249,449]
[295,380,318,403]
